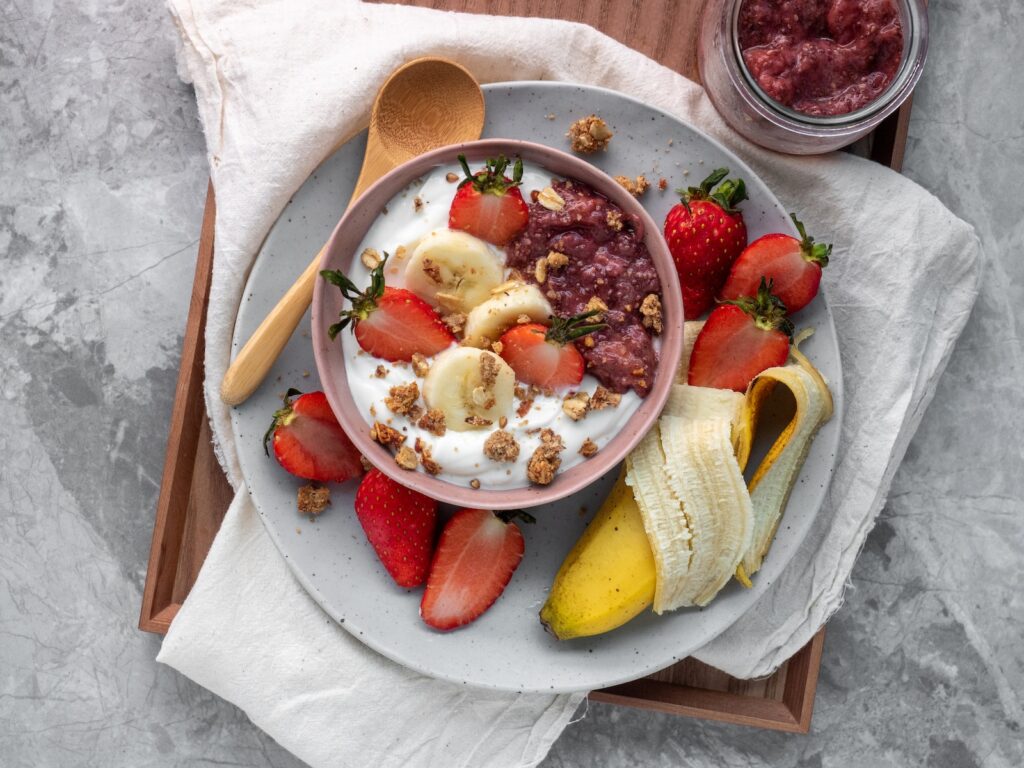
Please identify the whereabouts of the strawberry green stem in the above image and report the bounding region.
[724,277,794,338]
[457,153,523,195]
[544,309,606,345]
[790,213,832,267]
[320,252,390,339]
[676,167,748,213]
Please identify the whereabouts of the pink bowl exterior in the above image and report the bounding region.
[312,139,683,509]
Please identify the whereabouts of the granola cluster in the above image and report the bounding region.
[614,174,650,198]
[567,114,613,154]
[640,293,663,334]
[483,430,520,463]
[385,381,420,417]
[368,376,446,473]
[297,485,330,516]
[527,429,566,485]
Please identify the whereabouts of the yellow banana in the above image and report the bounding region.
[539,469,656,640]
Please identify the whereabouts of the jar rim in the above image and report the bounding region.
[729,0,929,129]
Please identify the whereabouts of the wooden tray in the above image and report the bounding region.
[140,0,915,734]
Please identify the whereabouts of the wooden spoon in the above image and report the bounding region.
[220,57,485,406]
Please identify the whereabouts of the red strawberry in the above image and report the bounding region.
[664,168,749,320]
[263,389,364,482]
[321,254,455,361]
[720,214,832,314]
[498,311,604,390]
[448,154,530,246]
[688,278,793,393]
[420,508,533,631]
[354,468,438,588]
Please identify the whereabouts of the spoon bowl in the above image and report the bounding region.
[220,57,485,406]
[368,58,485,168]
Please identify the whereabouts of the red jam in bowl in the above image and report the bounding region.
[506,179,661,397]
[738,0,904,117]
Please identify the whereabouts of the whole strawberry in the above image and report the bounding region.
[321,253,455,362]
[448,154,530,246]
[354,468,438,588]
[664,168,748,320]
[688,277,793,393]
[720,213,832,314]
[263,389,364,482]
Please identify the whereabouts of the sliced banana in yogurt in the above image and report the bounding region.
[404,229,504,314]
[462,282,553,348]
[422,347,515,431]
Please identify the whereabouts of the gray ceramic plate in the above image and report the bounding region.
[230,82,844,693]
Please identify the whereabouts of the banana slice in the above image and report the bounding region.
[421,347,514,431]
[462,282,553,348]
[405,229,504,313]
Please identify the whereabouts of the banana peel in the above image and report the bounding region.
[541,330,833,639]
[734,335,834,580]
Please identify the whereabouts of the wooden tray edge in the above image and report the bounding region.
[139,180,217,633]
[591,629,824,732]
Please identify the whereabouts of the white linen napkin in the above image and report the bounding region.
[158,0,982,764]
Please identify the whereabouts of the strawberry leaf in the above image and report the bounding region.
[724,277,794,338]
[320,252,390,336]
[545,309,606,345]
[457,153,523,195]
[790,213,832,267]
[681,167,748,212]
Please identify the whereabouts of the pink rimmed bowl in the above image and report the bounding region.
[311,139,682,508]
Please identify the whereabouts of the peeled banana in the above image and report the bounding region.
[421,347,515,431]
[628,385,752,611]
[462,282,552,348]
[542,333,833,638]
[540,469,656,640]
[405,229,505,314]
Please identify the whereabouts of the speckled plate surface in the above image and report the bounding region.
[229,82,844,693]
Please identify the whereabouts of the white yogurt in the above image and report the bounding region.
[337,161,643,490]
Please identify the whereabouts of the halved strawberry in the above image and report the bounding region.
[448,154,530,246]
[321,253,455,361]
[664,168,748,320]
[498,311,604,390]
[688,278,793,393]
[263,389,364,482]
[720,214,831,314]
[354,468,438,588]
[420,508,533,631]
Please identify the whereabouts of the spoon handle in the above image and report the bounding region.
[219,249,323,406]
[218,141,392,406]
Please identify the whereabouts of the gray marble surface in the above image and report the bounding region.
[0,1,1020,766]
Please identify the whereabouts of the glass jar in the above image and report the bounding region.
[698,0,928,155]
